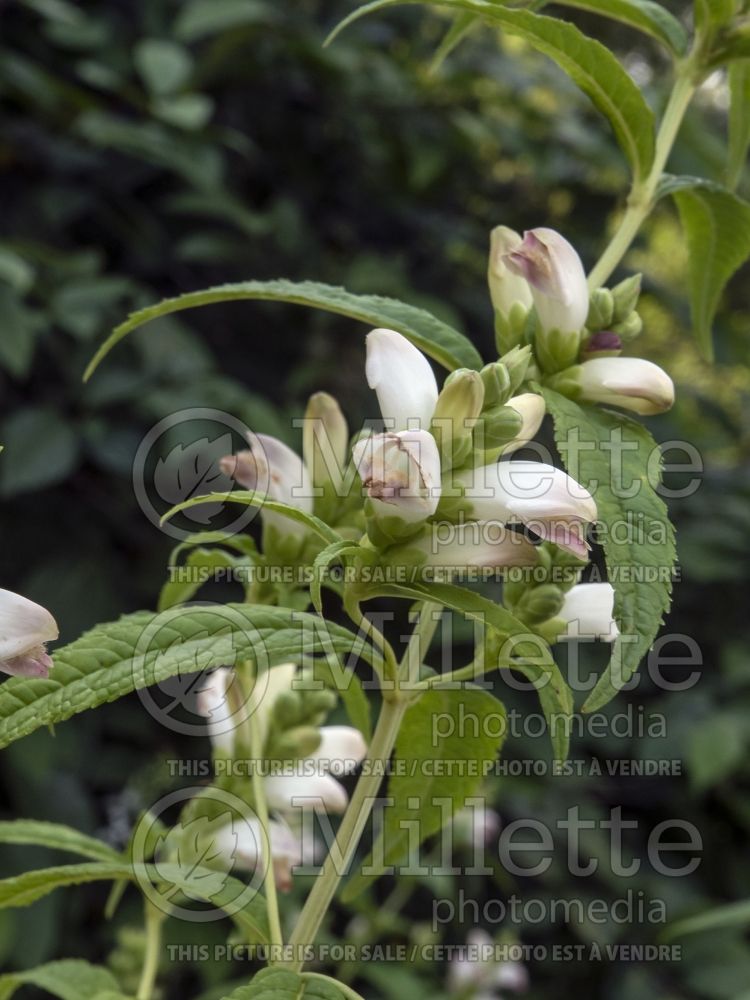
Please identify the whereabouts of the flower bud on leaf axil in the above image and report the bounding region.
[220,433,313,540]
[555,582,619,642]
[586,288,614,331]
[610,273,642,322]
[431,369,485,469]
[302,392,349,495]
[455,460,597,560]
[504,228,589,374]
[559,357,675,415]
[365,328,438,431]
[0,588,58,678]
[488,226,534,353]
[353,429,441,527]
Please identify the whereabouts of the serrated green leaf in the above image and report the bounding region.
[222,967,354,999]
[359,579,573,760]
[542,389,676,713]
[0,820,122,863]
[0,605,375,748]
[550,0,688,54]
[728,60,750,189]
[0,959,120,1000]
[84,280,481,381]
[0,861,269,942]
[665,178,750,359]
[329,0,656,181]
[342,686,505,899]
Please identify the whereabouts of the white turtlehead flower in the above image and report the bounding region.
[488,226,534,319]
[197,664,367,816]
[365,328,438,431]
[353,429,441,524]
[504,228,588,335]
[448,929,529,999]
[502,393,546,455]
[557,583,619,642]
[456,460,597,560]
[403,522,538,571]
[0,589,58,678]
[213,815,303,892]
[220,433,313,538]
[578,357,674,415]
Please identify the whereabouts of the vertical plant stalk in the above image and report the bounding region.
[247,686,285,952]
[285,603,441,972]
[587,63,700,289]
[136,901,165,1000]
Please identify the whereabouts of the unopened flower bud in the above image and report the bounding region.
[480,362,512,409]
[587,288,614,331]
[611,311,643,341]
[504,228,589,374]
[431,369,485,469]
[516,584,564,625]
[577,357,674,415]
[610,273,642,322]
[501,345,533,395]
[581,330,623,360]
[0,589,58,678]
[488,226,533,320]
[556,582,619,642]
[476,404,524,453]
[271,725,323,761]
[272,690,303,729]
[302,392,348,494]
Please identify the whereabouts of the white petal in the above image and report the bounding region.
[505,228,588,334]
[195,667,237,754]
[309,726,367,775]
[558,583,619,642]
[0,588,58,663]
[501,393,546,455]
[579,358,674,415]
[353,429,441,523]
[265,773,349,814]
[408,522,538,570]
[488,226,534,319]
[366,328,438,430]
[247,662,298,746]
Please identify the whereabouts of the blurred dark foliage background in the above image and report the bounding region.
[1,0,750,997]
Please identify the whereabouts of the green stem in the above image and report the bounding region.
[247,688,284,953]
[136,902,164,1000]
[286,695,408,970]
[286,602,441,972]
[587,65,699,289]
[343,591,399,683]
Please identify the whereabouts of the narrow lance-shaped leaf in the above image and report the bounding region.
[662,177,750,359]
[545,0,687,55]
[84,279,482,380]
[0,960,120,1000]
[542,389,676,714]
[0,820,122,864]
[328,0,656,182]
[727,60,750,190]
[0,604,376,748]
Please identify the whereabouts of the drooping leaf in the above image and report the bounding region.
[549,0,687,54]
[727,61,750,190]
[222,967,354,999]
[542,389,676,713]
[84,280,482,380]
[0,861,269,942]
[0,605,375,748]
[0,960,120,1000]
[360,579,573,761]
[661,176,750,359]
[158,545,258,610]
[163,489,342,545]
[342,686,506,898]
[0,820,122,863]
[429,10,478,73]
[328,0,656,181]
